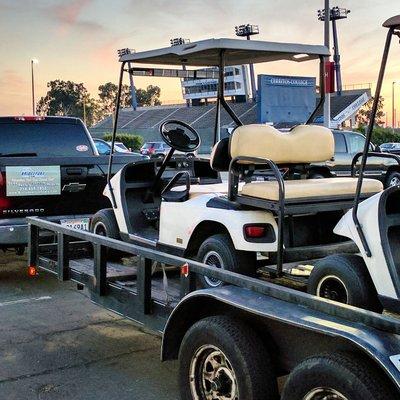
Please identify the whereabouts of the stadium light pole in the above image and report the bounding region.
[235,24,259,101]
[31,58,39,115]
[170,38,191,107]
[317,5,350,96]
[118,48,138,110]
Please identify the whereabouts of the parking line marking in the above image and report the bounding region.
[0,296,52,307]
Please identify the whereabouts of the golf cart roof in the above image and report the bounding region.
[119,38,330,67]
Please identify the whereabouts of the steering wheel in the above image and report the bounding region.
[160,120,201,153]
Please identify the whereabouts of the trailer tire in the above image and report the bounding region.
[196,233,256,288]
[281,352,396,400]
[307,254,382,312]
[179,315,278,400]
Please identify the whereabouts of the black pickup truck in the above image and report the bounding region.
[0,116,143,252]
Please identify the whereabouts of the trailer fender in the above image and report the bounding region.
[162,286,400,393]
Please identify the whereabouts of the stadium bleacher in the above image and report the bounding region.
[90,89,369,153]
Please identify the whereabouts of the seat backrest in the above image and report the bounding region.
[210,137,231,171]
[230,124,334,164]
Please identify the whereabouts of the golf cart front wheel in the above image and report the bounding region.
[196,234,256,288]
[178,316,279,400]
[307,254,382,312]
[281,352,396,400]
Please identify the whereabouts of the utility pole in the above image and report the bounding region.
[323,0,331,128]
[31,58,39,115]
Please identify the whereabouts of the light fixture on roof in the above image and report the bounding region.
[117,48,135,57]
[234,24,259,37]
[170,38,190,46]
[317,6,350,21]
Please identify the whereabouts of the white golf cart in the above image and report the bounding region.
[92,20,400,313]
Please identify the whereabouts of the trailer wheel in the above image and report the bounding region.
[196,234,256,288]
[179,315,278,400]
[307,254,382,312]
[90,209,120,240]
[281,352,396,400]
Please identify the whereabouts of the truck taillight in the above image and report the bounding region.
[0,172,9,210]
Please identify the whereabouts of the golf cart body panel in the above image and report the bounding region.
[335,188,400,303]
[159,193,278,253]
[119,38,330,66]
[162,286,400,389]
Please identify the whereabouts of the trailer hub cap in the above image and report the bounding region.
[203,251,224,288]
[303,387,348,399]
[190,344,238,400]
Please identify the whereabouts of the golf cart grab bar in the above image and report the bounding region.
[228,156,285,276]
[351,152,400,177]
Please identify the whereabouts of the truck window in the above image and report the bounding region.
[334,133,347,153]
[0,120,93,157]
[348,133,366,154]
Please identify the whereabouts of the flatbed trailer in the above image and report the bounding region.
[27,216,400,400]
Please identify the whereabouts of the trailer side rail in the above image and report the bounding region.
[27,216,400,334]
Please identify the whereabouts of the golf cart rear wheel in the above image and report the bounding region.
[196,234,256,288]
[281,352,396,400]
[307,254,382,312]
[90,209,120,240]
[178,315,279,400]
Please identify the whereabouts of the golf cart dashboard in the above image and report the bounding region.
[123,158,220,188]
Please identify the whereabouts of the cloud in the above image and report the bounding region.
[50,0,105,36]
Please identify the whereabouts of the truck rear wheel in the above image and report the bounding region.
[281,352,396,400]
[196,234,256,288]
[307,254,382,312]
[179,315,278,400]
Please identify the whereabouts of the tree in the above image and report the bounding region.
[36,80,99,126]
[356,96,385,126]
[136,85,162,106]
[98,82,132,116]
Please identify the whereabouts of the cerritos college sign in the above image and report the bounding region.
[264,75,315,87]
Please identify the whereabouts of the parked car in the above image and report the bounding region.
[309,130,400,187]
[140,141,197,158]
[380,142,400,154]
[0,116,144,253]
[93,138,142,156]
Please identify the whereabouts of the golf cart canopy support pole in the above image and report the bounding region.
[107,61,126,209]
[352,24,398,257]
[306,56,326,124]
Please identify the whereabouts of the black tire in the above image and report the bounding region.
[309,172,327,179]
[386,171,400,188]
[281,352,397,400]
[196,233,256,288]
[307,254,382,312]
[179,315,278,400]
[90,209,120,240]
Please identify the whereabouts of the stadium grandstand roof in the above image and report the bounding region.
[119,38,330,66]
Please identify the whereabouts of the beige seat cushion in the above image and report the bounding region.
[172,182,244,199]
[241,178,383,201]
[230,124,334,164]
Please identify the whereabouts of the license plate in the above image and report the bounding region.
[60,218,90,231]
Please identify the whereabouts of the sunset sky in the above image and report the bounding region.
[0,0,399,123]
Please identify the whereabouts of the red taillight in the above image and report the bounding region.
[14,116,45,121]
[181,262,189,277]
[28,265,38,276]
[244,225,266,238]
[148,148,155,154]
[0,172,9,209]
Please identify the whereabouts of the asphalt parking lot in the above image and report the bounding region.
[0,252,179,400]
